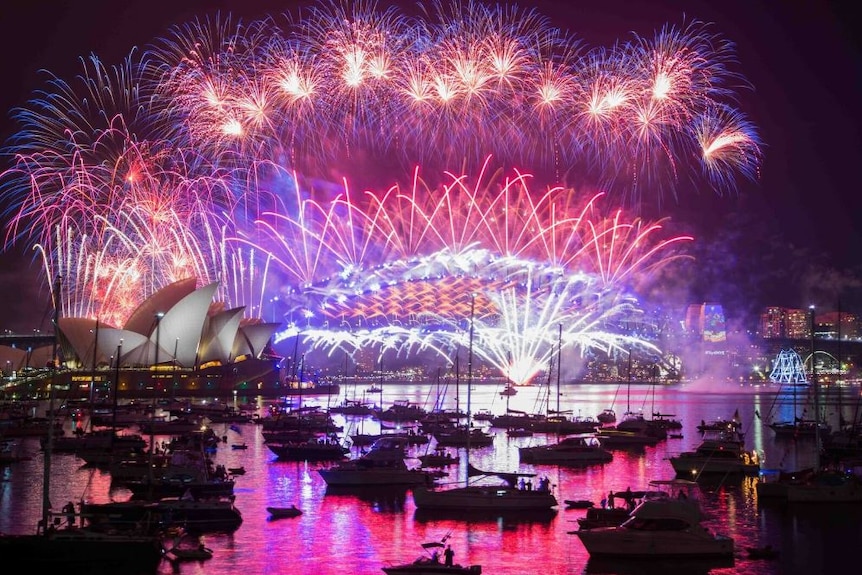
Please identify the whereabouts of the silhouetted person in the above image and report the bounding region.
[444,545,454,566]
[608,491,615,508]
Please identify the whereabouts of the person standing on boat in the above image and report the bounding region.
[624,486,634,511]
[607,491,615,508]
[444,545,454,567]
[63,501,75,526]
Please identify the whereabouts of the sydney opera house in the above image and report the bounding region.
[0,278,284,399]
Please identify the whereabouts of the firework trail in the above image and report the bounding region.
[0,0,757,379]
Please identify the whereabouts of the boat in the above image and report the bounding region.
[267,505,303,519]
[564,499,595,509]
[472,409,494,422]
[46,428,147,454]
[121,459,237,499]
[769,418,831,438]
[499,384,517,397]
[318,436,432,487]
[228,466,246,475]
[0,524,168,569]
[614,411,668,441]
[575,487,671,529]
[782,469,862,503]
[594,428,661,448]
[571,480,734,559]
[280,378,341,396]
[417,446,460,467]
[432,425,494,448]
[412,460,559,514]
[596,408,617,424]
[82,494,244,534]
[231,442,248,450]
[328,398,377,416]
[166,544,214,562]
[669,430,760,478]
[576,506,632,529]
[651,412,683,430]
[755,314,862,503]
[529,413,601,435]
[696,412,742,434]
[0,284,167,569]
[518,435,613,465]
[382,539,481,575]
[266,437,349,461]
[378,400,427,422]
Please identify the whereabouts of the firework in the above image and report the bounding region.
[0,0,757,380]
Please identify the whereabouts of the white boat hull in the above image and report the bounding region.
[574,527,734,558]
[670,456,759,477]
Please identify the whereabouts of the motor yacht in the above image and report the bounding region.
[669,431,759,478]
[412,465,557,512]
[319,436,432,486]
[571,482,734,559]
[518,435,612,465]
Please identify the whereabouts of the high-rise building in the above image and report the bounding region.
[760,307,783,339]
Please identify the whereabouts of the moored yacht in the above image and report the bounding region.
[518,435,612,465]
[318,436,432,487]
[669,431,760,478]
[412,465,558,512]
[571,481,734,559]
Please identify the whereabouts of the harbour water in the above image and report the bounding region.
[2,381,860,574]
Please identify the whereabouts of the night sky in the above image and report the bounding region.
[1,0,860,331]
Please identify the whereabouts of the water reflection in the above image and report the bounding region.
[324,485,410,513]
[1,383,860,575]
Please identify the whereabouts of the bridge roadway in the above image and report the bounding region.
[0,333,57,349]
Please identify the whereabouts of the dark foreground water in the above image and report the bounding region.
[2,380,861,575]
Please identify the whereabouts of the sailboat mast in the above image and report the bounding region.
[42,274,61,531]
[626,349,632,415]
[556,323,562,415]
[810,305,821,471]
[465,294,475,481]
[467,295,475,426]
[89,318,99,408]
[111,343,122,440]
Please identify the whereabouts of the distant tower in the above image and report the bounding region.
[769,349,808,384]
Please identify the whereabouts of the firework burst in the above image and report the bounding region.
[1,0,757,378]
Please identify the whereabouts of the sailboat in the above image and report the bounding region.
[757,306,862,503]
[411,295,558,514]
[0,277,166,569]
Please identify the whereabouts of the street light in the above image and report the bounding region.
[154,312,165,368]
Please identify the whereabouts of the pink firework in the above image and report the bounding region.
[0,0,757,371]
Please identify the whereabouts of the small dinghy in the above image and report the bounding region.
[564,499,595,509]
[267,505,303,519]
